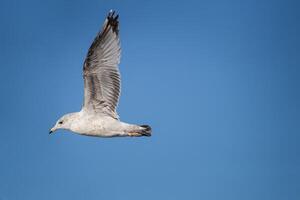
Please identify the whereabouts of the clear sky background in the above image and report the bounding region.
[0,0,299,199]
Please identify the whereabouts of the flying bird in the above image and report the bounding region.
[49,10,151,137]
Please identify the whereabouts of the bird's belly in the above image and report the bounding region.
[71,117,126,137]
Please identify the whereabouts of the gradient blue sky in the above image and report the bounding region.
[0,0,299,199]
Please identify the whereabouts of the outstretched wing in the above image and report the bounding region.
[82,11,121,119]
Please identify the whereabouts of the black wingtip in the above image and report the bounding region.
[140,125,152,137]
[106,10,119,34]
[108,10,115,16]
[107,10,118,20]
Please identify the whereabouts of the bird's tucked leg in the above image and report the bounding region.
[128,132,143,137]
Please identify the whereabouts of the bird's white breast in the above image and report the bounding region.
[70,111,127,137]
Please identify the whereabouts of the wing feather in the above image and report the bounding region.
[82,11,121,119]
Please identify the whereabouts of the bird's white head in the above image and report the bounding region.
[49,113,77,134]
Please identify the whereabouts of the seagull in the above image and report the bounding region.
[49,10,151,137]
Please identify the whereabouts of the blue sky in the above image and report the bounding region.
[0,0,299,199]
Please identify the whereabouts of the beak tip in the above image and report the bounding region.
[49,130,53,134]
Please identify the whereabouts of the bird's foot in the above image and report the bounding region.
[128,132,142,137]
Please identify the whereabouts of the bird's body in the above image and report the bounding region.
[60,110,149,137]
[50,11,151,138]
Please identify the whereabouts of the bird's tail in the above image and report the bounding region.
[139,125,152,137]
[127,124,152,137]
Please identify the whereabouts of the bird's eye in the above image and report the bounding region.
[58,121,63,124]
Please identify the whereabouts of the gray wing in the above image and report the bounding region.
[82,11,121,119]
